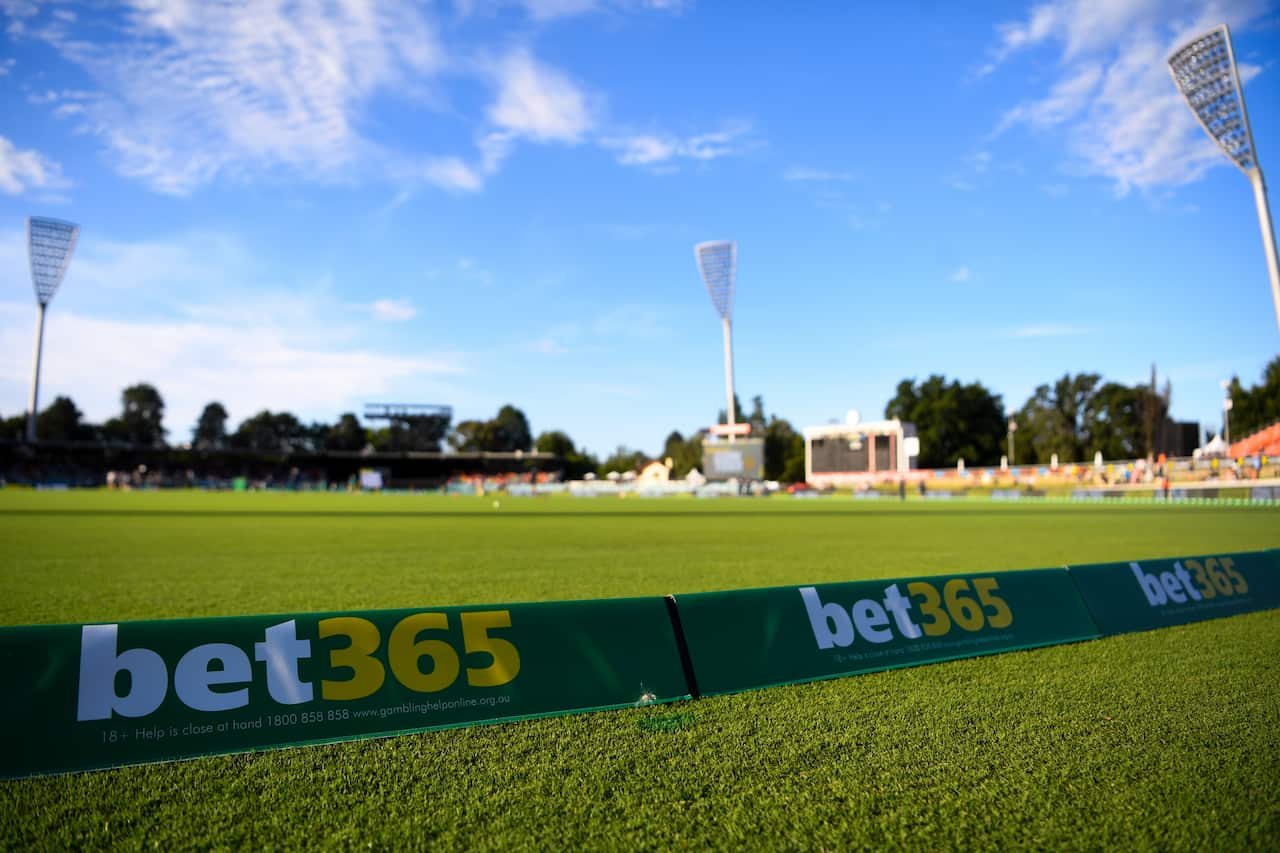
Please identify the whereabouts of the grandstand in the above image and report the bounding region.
[1230,420,1280,459]
[0,439,559,490]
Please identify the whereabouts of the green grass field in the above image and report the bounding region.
[2,490,1278,849]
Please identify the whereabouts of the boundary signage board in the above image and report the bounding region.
[1067,550,1280,636]
[673,568,1099,696]
[0,596,690,779]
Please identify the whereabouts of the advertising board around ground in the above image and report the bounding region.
[1068,550,1280,636]
[673,568,1099,696]
[0,596,690,779]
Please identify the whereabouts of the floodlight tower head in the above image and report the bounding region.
[27,216,80,307]
[1169,25,1258,175]
[695,240,736,321]
[1170,24,1280,338]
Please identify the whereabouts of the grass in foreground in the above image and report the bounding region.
[1,491,1278,849]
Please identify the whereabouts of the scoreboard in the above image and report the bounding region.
[802,419,918,487]
[702,438,765,481]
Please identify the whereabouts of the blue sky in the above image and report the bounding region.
[1,0,1278,458]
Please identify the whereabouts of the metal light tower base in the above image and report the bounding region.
[1248,170,1280,334]
[26,304,47,443]
[721,316,736,427]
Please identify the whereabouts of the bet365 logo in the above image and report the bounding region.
[77,611,520,721]
[1130,557,1248,607]
[800,577,1013,649]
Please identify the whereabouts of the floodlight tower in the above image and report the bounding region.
[695,240,738,427]
[1169,24,1280,335]
[25,216,79,442]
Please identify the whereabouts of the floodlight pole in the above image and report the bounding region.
[1248,170,1280,334]
[695,240,739,428]
[721,316,736,427]
[26,304,47,443]
[1221,379,1233,444]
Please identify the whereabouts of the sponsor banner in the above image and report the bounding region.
[1067,550,1280,636]
[673,569,1098,696]
[0,597,689,779]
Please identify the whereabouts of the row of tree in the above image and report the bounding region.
[885,371,1170,468]
[1,385,603,473]
[1227,357,1280,440]
[2,385,472,454]
[1,384,168,447]
[886,371,1172,468]
[5,356,1278,477]
[888,356,1280,468]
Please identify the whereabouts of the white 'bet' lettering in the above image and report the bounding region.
[800,583,922,649]
[174,643,252,712]
[77,624,168,720]
[76,619,313,721]
[254,620,313,705]
[1130,561,1202,608]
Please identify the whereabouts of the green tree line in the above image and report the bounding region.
[886,356,1279,468]
[5,356,1278,479]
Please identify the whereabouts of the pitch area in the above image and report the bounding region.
[2,491,1277,849]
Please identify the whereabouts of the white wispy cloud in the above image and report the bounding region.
[982,0,1270,194]
[1,228,251,301]
[0,227,462,431]
[0,303,460,432]
[997,64,1103,132]
[369,299,418,322]
[420,156,485,192]
[487,49,595,143]
[0,135,68,195]
[603,122,756,168]
[454,0,686,20]
[515,0,599,19]
[12,0,444,195]
[1,0,38,36]
[6,2,746,194]
[0,57,14,76]
[949,265,973,283]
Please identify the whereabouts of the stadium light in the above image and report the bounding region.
[26,216,79,443]
[1169,24,1280,335]
[1220,378,1232,443]
[695,240,738,427]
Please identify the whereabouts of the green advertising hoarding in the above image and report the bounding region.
[1067,550,1280,636]
[0,596,690,779]
[673,569,1100,696]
